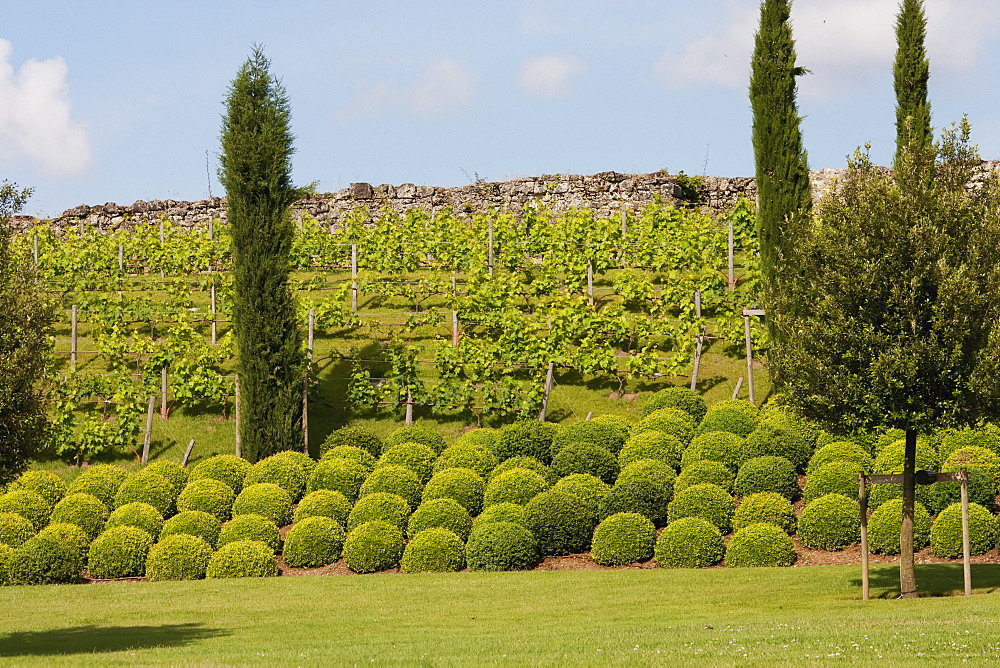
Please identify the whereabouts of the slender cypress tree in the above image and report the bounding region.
[219,46,304,462]
[893,0,932,169]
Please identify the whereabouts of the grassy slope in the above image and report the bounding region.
[1,564,997,665]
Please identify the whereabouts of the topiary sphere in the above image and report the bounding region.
[50,493,109,539]
[6,536,83,585]
[867,499,932,555]
[114,471,176,516]
[232,483,294,527]
[66,465,127,506]
[488,456,554,484]
[0,544,12,585]
[681,431,745,472]
[807,441,873,474]
[145,534,213,581]
[641,386,708,423]
[342,520,405,573]
[377,441,437,483]
[36,523,90,559]
[873,440,938,473]
[0,490,51,531]
[273,450,317,477]
[206,540,280,578]
[320,425,384,457]
[524,490,596,556]
[160,510,221,548]
[552,474,612,515]
[244,453,308,502]
[696,407,756,438]
[942,446,1000,481]
[549,441,619,484]
[475,502,528,528]
[939,425,1000,460]
[732,492,797,535]
[930,468,997,514]
[591,415,634,446]
[432,443,498,478]
[667,483,734,534]
[0,511,35,548]
[734,456,799,501]
[802,461,864,504]
[709,398,759,420]
[105,502,164,539]
[189,454,252,494]
[87,526,154,579]
[176,478,236,522]
[321,445,377,472]
[423,468,486,516]
[219,514,281,553]
[454,428,499,452]
[674,460,734,496]
[483,468,549,508]
[930,502,998,558]
[466,521,539,572]
[758,408,820,450]
[619,432,685,471]
[601,479,671,527]
[384,425,447,454]
[294,490,352,527]
[654,517,724,568]
[631,408,696,444]
[869,482,936,513]
[407,498,473,541]
[358,465,423,510]
[616,460,676,500]
[742,423,811,472]
[591,512,656,566]
[9,470,67,507]
[551,421,628,458]
[283,516,345,568]
[798,494,861,551]
[725,523,797,567]
[401,527,466,573]
[495,421,558,464]
[348,492,411,531]
[307,458,368,501]
[143,460,188,495]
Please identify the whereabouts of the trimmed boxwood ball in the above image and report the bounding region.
[733,492,797,535]
[525,490,596,556]
[322,445,377,472]
[867,499,931,555]
[674,460,734,495]
[206,540,279,578]
[348,493,411,531]
[667,483,734,533]
[114,471,176,516]
[591,512,656,566]
[696,407,756,438]
[807,441,873,474]
[176,478,236,522]
[709,398,759,420]
[0,544,12,584]
[803,461,864,504]
[743,423,811,472]
[106,502,164,539]
[642,386,708,423]
[321,425,384,457]
[342,520,405,573]
[654,517,724,568]
[942,446,1000,482]
[475,502,528,527]
[758,408,820,450]
[401,527,466,573]
[551,420,628,458]
[873,440,938,473]
[189,454,252,494]
[616,460,676,499]
[681,431,745,472]
[931,502,998,558]
[423,468,486,515]
[494,421,558,464]
[143,460,188,494]
[454,428,499,451]
[294,490,352,527]
[632,408,696,444]
[619,432,684,470]
[0,511,36,548]
[601,479,671,527]
[939,425,1000,460]
[66,465,128,506]
[307,458,368,501]
[145,534,213,581]
[6,536,83,585]
[160,510,221,548]
[232,483,294,527]
[0,490,51,531]
[358,465,423,510]
[930,468,997,514]
[219,514,281,553]
[489,456,554,484]
[433,443,498,478]
[734,456,799,501]
[377,441,437,483]
[384,425,447,454]
[466,521,539,571]
[550,441,619,484]
[244,453,308,501]
[50,493,109,539]
[798,494,861,551]
[591,415,633,447]
[273,450,317,477]
[483,468,549,507]
[407,498,472,541]
[87,526,154,579]
[552,474,612,515]
[37,523,91,558]
[10,470,67,507]
[725,523,797,567]
[283,516,345,567]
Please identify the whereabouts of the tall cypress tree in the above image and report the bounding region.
[894,0,932,169]
[219,46,303,462]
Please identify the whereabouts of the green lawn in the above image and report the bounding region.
[1,564,998,665]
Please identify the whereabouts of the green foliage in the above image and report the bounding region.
[619,432,684,470]
[423,468,486,516]
[384,425,447,454]
[9,470,67,507]
[432,443,498,478]
[65,470,120,507]
[0,543,11,584]
[219,514,281,553]
[189,454,252,494]
[743,423,811,472]
[549,441,619,484]
[142,461,189,495]
[667,483,734,533]
[590,415,633,447]
[106,502,164,539]
[939,425,1000,460]
[591,512,656,566]
[0,489,51,531]
[407,498,472,541]
[206,540,280,578]
[307,458,367,501]
[930,502,998,558]
[807,442,872,474]
[322,446,377,472]
[377,441,437,483]
[709,399,759,421]
[483,468,549,507]
[176,478,236,522]
[349,492,411,531]
[244,453,308,501]
[358,465,423,510]
[615,459,676,500]
[342,520,405,573]
[654,517,724,568]
[798,494,861,551]
[36,522,90,558]
[232,483,293,527]
[551,421,628,457]
[283,516,345,568]
[632,408,696,444]
[87,526,153,578]
[466,521,539,571]
[6,535,83,585]
[524,490,596,556]
[294,489,352,527]
[641,387,707,423]
[803,461,864,504]
[930,468,997,515]
[145,534,213,581]
[320,426,384,457]
[454,428,499,451]
[551,474,612,516]
[733,492,797,534]
[601,479,671,527]
[401,527,466,573]
[495,421,557,464]
[894,0,932,167]
[489,456,553,483]
[160,510,221,548]
[868,499,931,555]
[867,440,937,510]
[725,523,797,567]
[50,493,109,539]
[696,407,756,438]
[114,471,176,516]
[734,456,799,500]
[0,511,35,548]
[675,460,734,495]
[681,431,745,471]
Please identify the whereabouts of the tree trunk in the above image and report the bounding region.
[899,428,918,598]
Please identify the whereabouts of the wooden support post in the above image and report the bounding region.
[727,218,735,291]
[210,283,218,345]
[161,366,168,420]
[405,390,414,426]
[181,439,195,467]
[488,217,495,278]
[961,468,972,596]
[70,305,78,369]
[585,411,593,421]
[33,231,38,270]
[234,375,242,458]
[307,308,315,356]
[731,376,743,400]
[118,244,124,273]
[859,473,870,601]
[297,211,303,230]
[451,276,459,346]
[302,372,309,455]
[744,313,755,405]
[620,203,628,268]
[351,244,358,312]
[159,219,165,244]
[209,218,215,241]
[690,337,704,392]
[539,362,555,422]
[142,395,155,465]
[587,260,594,306]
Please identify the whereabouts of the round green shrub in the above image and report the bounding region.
[321,445,377,472]
[942,446,1000,481]
[106,502,164,539]
[384,425,447,455]
[930,502,998,558]
[423,468,486,515]
[219,514,281,553]
[743,424,811,472]
[734,456,799,500]
[551,420,628,458]
[667,483,734,533]
[807,441,872,474]
[696,407,756,438]
[601,479,671,527]
[758,408,820,451]
[160,510,221,548]
[590,415,633,447]
[87,526,154,579]
[454,428,499,451]
[939,425,1000,460]
[307,458,367,501]
[377,441,437,483]
[475,502,528,527]
[725,523,797,567]
[0,544,11,585]
[488,456,553,484]
[0,490,51,531]
[552,474,612,515]
[867,499,932,555]
[348,492,411,531]
[9,470,67,507]
[799,494,861,551]
[189,454,252,494]
[143,461,188,494]
[591,512,656,566]
[675,460,734,495]
[549,442,619,484]
[616,460,676,500]
[483,468,549,507]
[803,461,864,504]
[873,440,938,473]
[50,493,109,539]
[733,492,797,534]
[145,534,213,581]
[114,471,176,516]
[342,520,405,573]
[283,516,345,567]
[681,431,745,472]
[641,387,708,423]
[0,511,35,548]
[495,421,558,464]
[524,490,596,556]
[632,408,696,444]
[6,536,83,585]
[293,490,352,527]
[320,426,384,457]
[654,517,724,568]
[66,465,127,506]
[232,483,293,527]
[619,432,685,470]
[358,465,423,510]
[432,443,498,478]
[401,527,466,573]
[273,450,317,478]
[407,498,472,541]
[244,453,308,502]
[206,540,279,578]
[176,478,236,522]
[36,523,90,558]
[930,468,997,514]
[466,521,539,571]
[709,398,759,420]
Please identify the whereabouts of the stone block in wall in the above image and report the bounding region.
[349,182,373,199]
[374,184,395,198]
[397,183,416,199]
[415,185,435,198]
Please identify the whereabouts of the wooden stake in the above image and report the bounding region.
[234,375,242,458]
[209,218,215,241]
[587,260,594,306]
[488,217,495,278]
[351,244,358,311]
[303,308,315,455]
[405,390,414,426]
[744,313,755,405]
[727,218,735,291]
[620,203,627,268]
[118,244,124,273]
[690,336,704,392]
[961,468,972,596]
[539,362,555,422]
[70,305,78,369]
[142,395,155,464]
[181,439,195,467]
[451,276,459,346]
[33,231,38,270]
[161,366,168,420]
[210,283,217,345]
[585,411,593,421]
[297,211,303,230]
[731,376,743,400]
[159,220,165,244]
[859,473,870,601]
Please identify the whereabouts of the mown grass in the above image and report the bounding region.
[0,564,997,665]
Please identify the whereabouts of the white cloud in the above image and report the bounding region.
[339,59,479,120]
[0,39,90,176]
[518,56,586,100]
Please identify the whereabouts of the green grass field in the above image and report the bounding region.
[1,564,998,665]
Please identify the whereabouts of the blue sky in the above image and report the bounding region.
[3,0,999,217]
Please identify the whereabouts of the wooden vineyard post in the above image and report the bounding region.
[159,220,165,278]
[209,217,215,241]
[234,375,242,458]
[297,211,303,230]
[210,283,218,345]
[33,231,38,270]
[488,217,495,278]
[70,305,78,369]
[727,218,735,291]
[961,468,972,596]
[620,203,628,268]
[859,473,870,601]
[303,308,314,455]
[161,366,168,420]
[742,309,765,405]
[585,411,593,420]
[690,290,704,391]
[181,439,196,467]
[731,377,743,399]
[351,244,358,312]
[451,277,459,346]
[141,395,155,465]
[405,390,414,426]
[539,362,555,422]
[587,260,595,307]
[118,244,124,274]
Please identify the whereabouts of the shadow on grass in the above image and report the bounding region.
[847,563,1000,598]
[0,623,229,657]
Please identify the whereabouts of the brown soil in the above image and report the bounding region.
[607,391,638,401]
